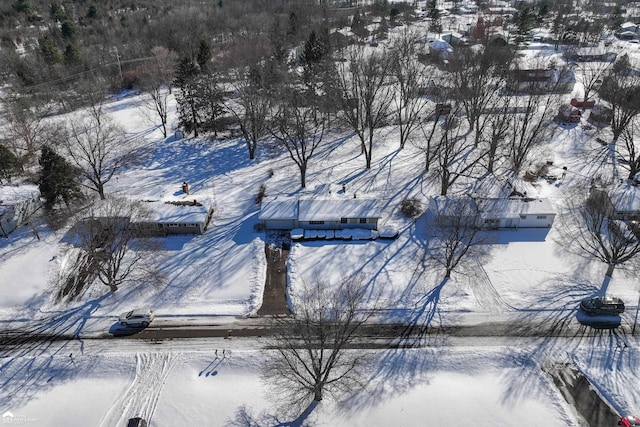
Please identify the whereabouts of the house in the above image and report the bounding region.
[428,39,454,59]
[508,65,575,93]
[428,196,478,227]
[0,185,41,237]
[564,47,617,63]
[133,198,213,236]
[601,184,640,221]
[475,197,556,228]
[442,32,464,46]
[259,196,381,231]
[429,196,556,229]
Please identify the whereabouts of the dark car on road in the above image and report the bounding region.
[580,296,625,316]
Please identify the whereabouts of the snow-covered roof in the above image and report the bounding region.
[429,39,453,52]
[476,198,555,217]
[141,200,210,224]
[620,22,638,29]
[430,196,477,217]
[0,185,39,206]
[298,198,381,221]
[259,197,298,221]
[609,184,640,212]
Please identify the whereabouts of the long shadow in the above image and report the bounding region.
[0,294,110,409]
[227,401,318,427]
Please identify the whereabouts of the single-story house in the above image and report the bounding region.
[133,199,213,235]
[428,196,478,227]
[565,47,617,62]
[508,67,575,93]
[475,197,556,228]
[442,32,464,46]
[259,196,381,230]
[602,184,640,221]
[429,196,556,229]
[428,39,454,59]
[0,185,41,237]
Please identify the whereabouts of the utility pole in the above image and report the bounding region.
[111,47,123,82]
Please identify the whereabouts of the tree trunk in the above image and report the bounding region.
[313,385,323,401]
[605,263,615,278]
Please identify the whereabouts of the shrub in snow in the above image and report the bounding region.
[291,228,304,240]
[378,226,398,239]
[304,229,318,239]
[400,197,422,218]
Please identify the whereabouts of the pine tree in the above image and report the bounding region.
[38,145,80,210]
[196,39,212,72]
[174,57,201,137]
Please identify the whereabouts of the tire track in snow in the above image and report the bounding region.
[99,352,180,427]
[470,260,515,313]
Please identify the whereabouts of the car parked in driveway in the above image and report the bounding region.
[579,296,625,316]
[119,309,154,327]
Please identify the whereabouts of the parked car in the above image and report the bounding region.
[619,415,640,426]
[119,309,154,327]
[127,418,148,427]
[579,296,625,316]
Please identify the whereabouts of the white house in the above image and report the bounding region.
[134,198,213,235]
[475,198,556,228]
[429,196,556,229]
[605,184,640,221]
[0,185,41,237]
[259,196,381,230]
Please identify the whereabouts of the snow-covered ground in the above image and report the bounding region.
[3,26,640,426]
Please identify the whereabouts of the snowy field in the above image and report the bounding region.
[3,19,640,427]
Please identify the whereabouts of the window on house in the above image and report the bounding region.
[536,215,547,219]
[341,218,348,224]
[359,218,367,224]
[519,214,526,219]
[309,221,325,225]
[168,223,180,227]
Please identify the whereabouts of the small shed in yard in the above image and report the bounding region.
[0,185,40,237]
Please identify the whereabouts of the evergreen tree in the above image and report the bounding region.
[38,145,80,210]
[174,56,202,136]
[0,145,21,184]
[196,39,212,72]
[64,43,82,65]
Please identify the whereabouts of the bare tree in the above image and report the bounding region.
[481,96,513,174]
[575,60,611,108]
[73,198,163,293]
[263,276,377,409]
[268,93,327,189]
[1,95,49,164]
[448,45,513,146]
[62,111,136,200]
[598,73,640,144]
[432,108,484,196]
[226,66,272,160]
[389,29,430,149]
[507,92,556,175]
[334,48,393,169]
[430,197,484,278]
[140,46,178,138]
[558,187,640,280]
[617,123,640,180]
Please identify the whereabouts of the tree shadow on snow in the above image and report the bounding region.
[227,401,318,427]
[0,294,110,409]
